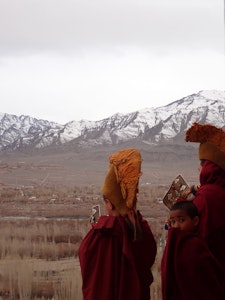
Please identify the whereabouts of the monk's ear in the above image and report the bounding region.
[104,198,114,211]
[108,201,114,210]
[193,216,200,227]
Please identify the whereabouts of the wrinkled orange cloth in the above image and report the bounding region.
[185,122,225,170]
[102,148,142,215]
[186,122,225,151]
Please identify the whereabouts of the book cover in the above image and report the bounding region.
[163,175,192,209]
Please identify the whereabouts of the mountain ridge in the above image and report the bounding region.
[0,89,224,151]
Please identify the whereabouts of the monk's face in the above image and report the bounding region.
[169,209,199,231]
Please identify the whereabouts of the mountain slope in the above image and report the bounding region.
[0,90,224,151]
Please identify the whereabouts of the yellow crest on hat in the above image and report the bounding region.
[102,148,142,215]
[185,122,225,170]
[185,122,225,151]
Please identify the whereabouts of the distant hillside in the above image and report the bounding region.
[0,90,224,151]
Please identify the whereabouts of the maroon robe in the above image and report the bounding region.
[78,212,156,300]
[161,228,225,300]
[193,160,225,277]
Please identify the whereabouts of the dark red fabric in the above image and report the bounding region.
[78,212,156,300]
[131,214,157,300]
[193,160,225,275]
[161,228,225,300]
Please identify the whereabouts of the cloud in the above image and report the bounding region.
[0,0,223,56]
[0,0,223,123]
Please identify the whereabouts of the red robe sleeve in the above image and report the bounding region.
[78,214,156,300]
[132,212,157,300]
[161,228,225,300]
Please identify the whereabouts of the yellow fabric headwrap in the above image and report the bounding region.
[102,148,142,215]
[185,122,225,170]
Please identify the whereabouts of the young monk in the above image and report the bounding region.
[78,148,157,300]
[161,200,225,300]
[168,200,199,231]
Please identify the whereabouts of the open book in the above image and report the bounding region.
[163,175,192,209]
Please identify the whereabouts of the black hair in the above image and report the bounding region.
[170,201,199,219]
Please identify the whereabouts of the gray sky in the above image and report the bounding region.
[0,0,224,124]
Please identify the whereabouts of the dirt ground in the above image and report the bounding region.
[0,144,200,299]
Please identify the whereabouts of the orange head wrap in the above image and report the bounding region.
[102,148,142,215]
[185,122,225,170]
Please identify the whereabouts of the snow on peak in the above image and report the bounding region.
[198,90,225,101]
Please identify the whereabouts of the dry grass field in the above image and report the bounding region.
[0,182,183,299]
[0,144,199,299]
[0,183,170,299]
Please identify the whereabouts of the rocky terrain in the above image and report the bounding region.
[0,142,199,188]
[0,137,203,299]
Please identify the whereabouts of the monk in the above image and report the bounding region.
[185,123,225,279]
[78,148,157,300]
[161,200,225,300]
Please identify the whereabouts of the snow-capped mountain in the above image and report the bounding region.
[0,90,224,151]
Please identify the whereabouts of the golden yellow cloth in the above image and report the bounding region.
[102,148,142,215]
[185,122,225,170]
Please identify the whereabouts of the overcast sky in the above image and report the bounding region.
[0,0,224,124]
